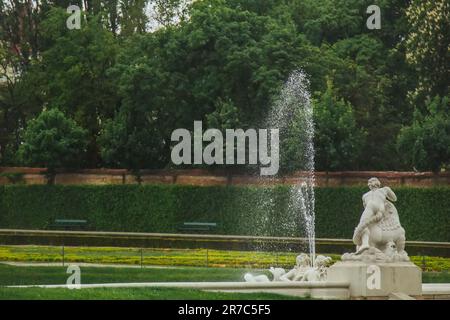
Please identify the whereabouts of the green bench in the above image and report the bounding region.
[178,222,217,233]
[50,219,88,231]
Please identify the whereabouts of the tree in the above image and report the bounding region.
[204,98,242,170]
[0,0,447,172]
[118,0,150,36]
[405,0,450,102]
[397,96,450,172]
[0,0,56,164]
[0,43,24,164]
[26,8,120,166]
[17,108,88,173]
[289,0,363,46]
[313,81,366,171]
[149,0,191,29]
[287,0,414,170]
[98,104,167,171]
[328,35,404,170]
[206,98,240,131]
[113,0,313,135]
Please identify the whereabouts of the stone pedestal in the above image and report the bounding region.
[327,261,422,298]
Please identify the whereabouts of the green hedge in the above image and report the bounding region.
[0,185,448,242]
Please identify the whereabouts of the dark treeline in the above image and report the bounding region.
[0,0,448,173]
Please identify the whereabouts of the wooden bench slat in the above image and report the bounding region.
[178,222,217,233]
[55,219,87,224]
[50,219,88,231]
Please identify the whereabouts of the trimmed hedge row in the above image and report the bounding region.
[0,185,448,242]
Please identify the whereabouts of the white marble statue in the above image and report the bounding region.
[269,267,286,281]
[243,268,286,283]
[342,177,409,262]
[279,254,332,282]
[279,253,311,281]
[243,253,332,283]
[312,255,332,280]
[243,273,270,282]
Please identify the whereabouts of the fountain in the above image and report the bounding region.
[243,176,423,298]
[244,70,328,282]
[266,70,316,265]
[242,71,423,299]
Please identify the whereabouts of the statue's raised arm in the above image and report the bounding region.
[382,186,397,202]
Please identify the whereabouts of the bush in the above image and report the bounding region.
[397,96,450,171]
[0,185,448,242]
[16,108,88,171]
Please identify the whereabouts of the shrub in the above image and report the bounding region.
[0,185,448,242]
[16,108,88,172]
[397,96,450,171]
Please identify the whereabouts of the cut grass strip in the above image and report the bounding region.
[0,287,305,300]
[0,264,258,286]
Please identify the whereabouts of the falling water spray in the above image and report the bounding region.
[266,70,316,266]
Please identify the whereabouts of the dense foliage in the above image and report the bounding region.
[397,96,450,171]
[17,108,88,171]
[0,0,449,171]
[0,184,448,242]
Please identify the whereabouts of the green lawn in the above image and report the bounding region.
[0,287,302,300]
[422,271,450,283]
[0,264,447,286]
[0,287,306,300]
[0,264,260,286]
[0,264,448,300]
[0,264,299,300]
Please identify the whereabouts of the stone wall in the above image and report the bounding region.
[0,167,449,187]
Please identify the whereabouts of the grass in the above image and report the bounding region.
[0,264,302,300]
[422,271,450,283]
[0,244,448,300]
[1,245,449,271]
[0,263,448,300]
[0,264,447,286]
[0,287,303,300]
[0,245,303,268]
[0,264,260,286]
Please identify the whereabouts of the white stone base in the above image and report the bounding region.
[327,261,422,298]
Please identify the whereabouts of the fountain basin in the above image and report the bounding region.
[327,261,422,298]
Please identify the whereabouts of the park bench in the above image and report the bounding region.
[50,219,88,231]
[178,222,217,233]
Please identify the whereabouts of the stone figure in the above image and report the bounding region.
[343,177,409,262]
[243,273,270,282]
[269,267,286,281]
[279,254,331,282]
[279,253,311,281]
[244,253,332,283]
[313,255,332,280]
